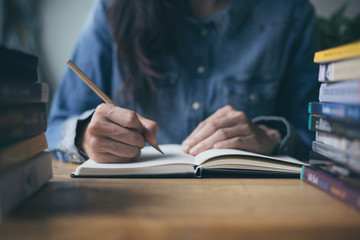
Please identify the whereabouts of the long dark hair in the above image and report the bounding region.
[107,0,175,103]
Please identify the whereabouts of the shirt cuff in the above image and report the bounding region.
[57,109,95,163]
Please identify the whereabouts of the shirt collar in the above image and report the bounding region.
[173,0,251,38]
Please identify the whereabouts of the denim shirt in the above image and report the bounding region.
[47,0,320,162]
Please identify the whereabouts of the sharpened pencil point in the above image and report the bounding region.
[151,143,164,154]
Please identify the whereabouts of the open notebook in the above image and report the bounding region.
[71,144,308,178]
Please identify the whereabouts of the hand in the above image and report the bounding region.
[181,105,281,156]
[76,103,159,163]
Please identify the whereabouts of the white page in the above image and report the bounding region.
[73,145,195,175]
[194,148,308,166]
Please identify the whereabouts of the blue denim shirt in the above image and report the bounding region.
[47,0,320,162]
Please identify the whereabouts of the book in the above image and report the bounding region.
[308,154,352,178]
[314,41,360,63]
[306,159,360,190]
[319,80,360,104]
[308,102,360,121]
[315,132,360,157]
[71,144,308,178]
[0,134,48,173]
[0,103,47,143]
[0,82,49,104]
[0,151,52,221]
[312,141,360,174]
[318,57,360,82]
[308,114,360,139]
[0,46,38,83]
[301,166,360,211]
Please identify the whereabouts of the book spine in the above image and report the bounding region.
[0,103,47,143]
[312,141,360,173]
[318,58,360,82]
[0,46,38,82]
[0,46,38,70]
[0,82,49,104]
[301,166,360,210]
[308,114,360,139]
[319,81,360,104]
[0,151,52,221]
[318,64,326,82]
[0,134,48,173]
[308,102,360,121]
[316,132,360,157]
[314,41,360,63]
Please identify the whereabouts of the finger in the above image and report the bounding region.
[94,121,147,148]
[89,113,146,148]
[188,124,244,156]
[91,152,132,163]
[182,105,241,147]
[184,118,230,153]
[137,114,160,147]
[183,110,247,153]
[95,103,144,131]
[184,105,233,141]
[213,135,256,152]
[89,136,141,159]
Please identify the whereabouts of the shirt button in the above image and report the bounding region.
[192,102,201,110]
[249,93,257,102]
[71,153,79,161]
[200,29,208,36]
[197,66,205,74]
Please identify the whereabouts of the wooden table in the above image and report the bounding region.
[1,160,360,240]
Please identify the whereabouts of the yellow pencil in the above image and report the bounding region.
[66,60,164,155]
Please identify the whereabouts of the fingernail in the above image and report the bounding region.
[189,147,198,156]
[182,144,190,153]
[184,139,195,146]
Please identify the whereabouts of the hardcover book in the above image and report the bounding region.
[0,46,38,82]
[319,80,360,105]
[0,82,49,104]
[316,132,360,157]
[308,114,360,139]
[0,134,48,173]
[72,144,308,178]
[0,103,47,143]
[318,57,360,82]
[312,141,360,174]
[308,102,360,121]
[308,151,353,178]
[301,166,360,211]
[314,41,360,63]
[0,151,52,220]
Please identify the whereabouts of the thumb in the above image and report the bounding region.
[137,114,159,146]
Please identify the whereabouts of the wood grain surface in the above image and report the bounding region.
[0,160,359,240]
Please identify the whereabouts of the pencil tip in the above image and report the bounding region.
[152,144,164,154]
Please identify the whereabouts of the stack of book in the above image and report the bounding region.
[301,41,360,210]
[0,46,52,220]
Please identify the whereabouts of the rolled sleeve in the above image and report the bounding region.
[48,109,94,163]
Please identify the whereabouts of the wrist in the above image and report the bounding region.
[271,136,282,155]
[267,128,282,155]
[75,118,90,154]
[258,124,282,155]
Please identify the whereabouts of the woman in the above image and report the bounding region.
[47,0,320,163]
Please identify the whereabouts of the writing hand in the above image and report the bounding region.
[181,105,281,156]
[76,103,159,163]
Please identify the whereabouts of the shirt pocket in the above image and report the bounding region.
[222,74,279,118]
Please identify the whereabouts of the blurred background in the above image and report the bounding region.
[0,0,360,107]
